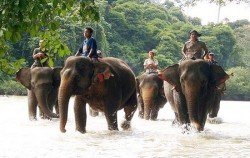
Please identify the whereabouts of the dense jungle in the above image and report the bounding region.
[0,0,250,100]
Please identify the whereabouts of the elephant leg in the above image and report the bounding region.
[28,90,38,120]
[89,107,99,117]
[104,107,118,131]
[74,96,87,133]
[172,112,180,126]
[55,100,59,115]
[209,94,221,118]
[137,94,144,118]
[122,104,137,130]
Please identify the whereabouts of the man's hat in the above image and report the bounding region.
[209,52,214,55]
[189,30,202,37]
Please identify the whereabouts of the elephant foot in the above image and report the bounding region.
[121,120,131,130]
[40,113,52,120]
[29,116,37,121]
[89,108,99,117]
[138,112,143,119]
[60,127,67,133]
[190,122,203,132]
[51,113,59,118]
[76,128,86,134]
[171,119,180,127]
[207,117,223,124]
[108,125,119,131]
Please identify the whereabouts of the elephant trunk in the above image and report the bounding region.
[35,89,59,118]
[185,89,202,131]
[142,88,156,120]
[58,81,72,133]
[143,98,153,120]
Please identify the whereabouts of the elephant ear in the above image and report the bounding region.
[92,62,114,82]
[210,65,229,87]
[52,67,62,88]
[15,68,31,90]
[158,64,181,92]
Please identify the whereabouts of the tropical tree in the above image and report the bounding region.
[0,0,99,78]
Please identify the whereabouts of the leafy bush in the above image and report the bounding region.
[0,80,27,95]
[223,67,250,101]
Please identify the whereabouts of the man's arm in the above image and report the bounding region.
[87,48,94,58]
[182,44,187,57]
[202,42,209,57]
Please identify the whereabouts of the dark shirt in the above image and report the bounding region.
[78,37,98,59]
[208,60,218,65]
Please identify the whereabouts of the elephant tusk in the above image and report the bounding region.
[171,86,176,91]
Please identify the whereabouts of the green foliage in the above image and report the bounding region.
[1,0,250,100]
[228,19,250,29]
[208,25,236,68]
[234,25,250,67]
[175,0,250,6]
[224,67,250,100]
[0,0,99,75]
[0,80,27,95]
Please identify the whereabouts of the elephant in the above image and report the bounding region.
[136,73,167,120]
[206,82,226,124]
[16,67,61,120]
[58,56,137,133]
[159,59,229,131]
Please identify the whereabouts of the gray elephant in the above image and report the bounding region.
[16,67,61,120]
[58,56,137,133]
[136,73,167,120]
[159,59,229,131]
[206,82,226,124]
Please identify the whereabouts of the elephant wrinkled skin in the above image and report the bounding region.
[159,59,229,131]
[16,67,61,120]
[136,73,166,120]
[58,56,137,133]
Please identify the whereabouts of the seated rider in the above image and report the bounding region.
[182,30,209,60]
[31,40,49,69]
[207,52,218,65]
[144,51,159,74]
[75,27,98,62]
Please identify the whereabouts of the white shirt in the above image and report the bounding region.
[144,58,158,73]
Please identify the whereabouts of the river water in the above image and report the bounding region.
[0,96,249,158]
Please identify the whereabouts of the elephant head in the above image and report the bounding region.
[136,74,166,120]
[159,59,229,131]
[58,56,115,133]
[16,67,61,119]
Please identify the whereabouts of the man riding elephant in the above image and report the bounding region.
[143,51,159,74]
[136,50,166,120]
[31,40,50,69]
[181,30,209,60]
[58,56,137,133]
